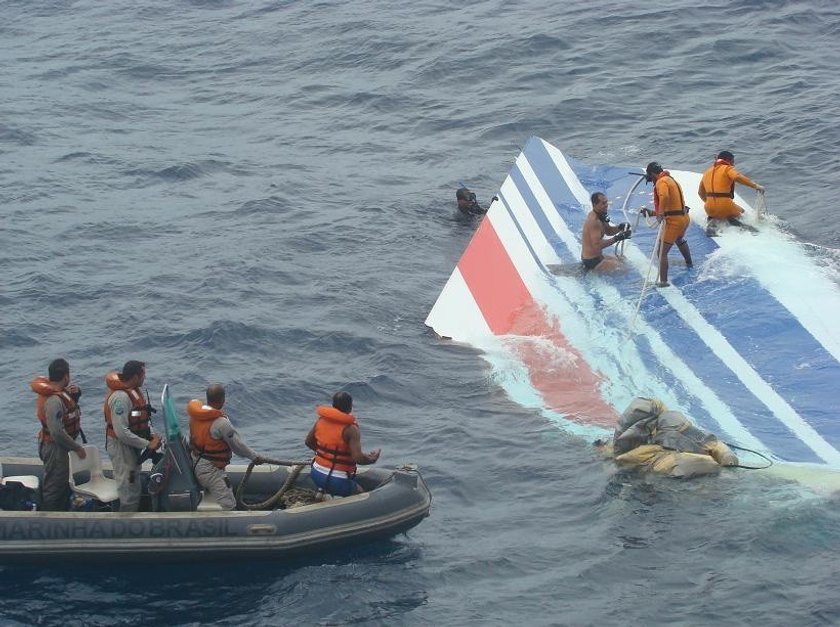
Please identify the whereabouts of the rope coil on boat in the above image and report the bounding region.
[234,457,313,510]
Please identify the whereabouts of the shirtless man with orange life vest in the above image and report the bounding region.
[187,383,267,510]
[698,150,765,235]
[581,192,631,272]
[305,391,380,497]
[31,358,87,511]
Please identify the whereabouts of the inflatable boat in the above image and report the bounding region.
[0,386,431,565]
[427,137,840,483]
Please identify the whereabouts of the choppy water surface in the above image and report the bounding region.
[2,1,840,625]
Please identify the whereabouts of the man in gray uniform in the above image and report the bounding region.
[104,361,161,512]
[32,358,87,511]
[187,384,266,510]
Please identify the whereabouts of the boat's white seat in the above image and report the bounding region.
[0,462,41,491]
[197,491,223,511]
[69,445,119,504]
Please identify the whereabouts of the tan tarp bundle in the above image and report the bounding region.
[608,397,738,478]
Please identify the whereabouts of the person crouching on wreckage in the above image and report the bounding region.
[594,397,738,478]
[188,384,268,510]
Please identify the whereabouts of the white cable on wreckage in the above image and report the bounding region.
[614,172,647,257]
[626,219,664,340]
[614,171,662,339]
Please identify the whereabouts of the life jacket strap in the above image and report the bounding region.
[189,444,230,462]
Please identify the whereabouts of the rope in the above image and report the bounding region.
[724,443,774,470]
[234,457,312,511]
[754,190,767,222]
[626,220,664,340]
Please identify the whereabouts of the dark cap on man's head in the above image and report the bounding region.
[646,161,663,177]
[644,162,663,182]
[717,150,734,163]
[121,360,145,381]
[456,187,471,201]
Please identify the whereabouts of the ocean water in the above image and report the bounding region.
[2,0,840,625]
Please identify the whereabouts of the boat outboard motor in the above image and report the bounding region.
[149,385,201,512]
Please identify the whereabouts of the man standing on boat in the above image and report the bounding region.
[581,192,631,272]
[642,162,693,287]
[187,384,267,510]
[31,358,87,511]
[698,150,764,235]
[305,391,381,497]
[104,360,161,512]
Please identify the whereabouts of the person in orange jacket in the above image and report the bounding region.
[642,162,693,287]
[188,384,267,510]
[698,150,765,235]
[104,360,161,511]
[304,391,380,497]
[31,358,87,510]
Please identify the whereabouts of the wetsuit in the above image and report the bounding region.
[459,201,486,216]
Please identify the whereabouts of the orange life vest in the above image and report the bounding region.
[31,376,81,443]
[313,405,358,475]
[103,371,151,439]
[653,171,687,217]
[187,399,232,469]
[701,159,736,200]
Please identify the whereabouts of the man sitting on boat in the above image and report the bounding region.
[31,358,87,511]
[188,384,267,510]
[596,397,738,478]
[305,391,381,497]
[581,191,631,272]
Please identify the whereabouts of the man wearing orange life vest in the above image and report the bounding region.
[698,150,764,234]
[188,383,267,510]
[643,162,693,287]
[31,358,87,511]
[304,391,381,497]
[104,360,161,511]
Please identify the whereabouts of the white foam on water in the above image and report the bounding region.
[673,168,840,364]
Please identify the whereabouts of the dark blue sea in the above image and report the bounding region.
[2,1,840,625]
